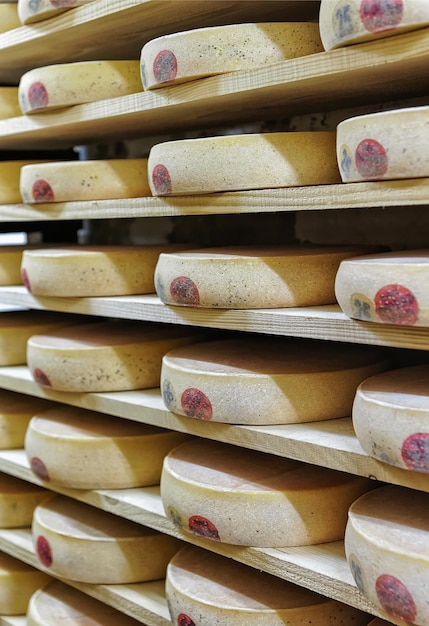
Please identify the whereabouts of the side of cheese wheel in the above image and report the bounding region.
[148,132,340,195]
[18,0,96,24]
[155,245,374,309]
[166,544,369,626]
[352,364,429,474]
[20,159,151,204]
[0,551,51,615]
[0,472,48,527]
[25,404,190,489]
[0,389,53,449]
[32,494,182,583]
[161,439,371,547]
[26,320,202,392]
[0,161,50,203]
[161,337,388,424]
[345,485,429,625]
[335,249,429,326]
[141,22,323,90]
[0,3,20,32]
[337,106,429,183]
[19,60,142,114]
[319,0,429,50]
[0,87,21,119]
[0,245,27,285]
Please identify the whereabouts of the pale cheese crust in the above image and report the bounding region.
[0,389,53,449]
[0,551,51,615]
[0,472,48,527]
[0,160,50,204]
[0,245,26,285]
[0,3,20,33]
[18,0,96,24]
[0,87,21,119]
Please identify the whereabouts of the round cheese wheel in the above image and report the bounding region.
[161,337,388,425]
[319,0,429,51]
[0,389,53,449]
[155,244,373,309]
[337,106,429,183]
[140,22,323,90]
[32,494,181,583]
[0,472,48,527]
[161,439,371,547]
[19,60,142,114]
[345,485,429,625]
[352,364,429,474]
[148,132,340,195]
[0,87,21,119]
[335,249,429,326]
[166,544,369,626]
[20,159,151,204]
[0,3,20,33]
[0,160,50,204]
[26,320,201,392]
[0,551,50,615]
[25,404,190,489]
[18,0,96,24]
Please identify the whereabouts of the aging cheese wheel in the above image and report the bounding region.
[161,337,388,425]
[0,551,50,615]
[161,439,370,547]
[155,244,373,309]
[319,0,429,50]
[335,249,429,326]
[140,22,323,90]
[0,472,48,527]
[27,320,201,392]
[345,485,429,625]
[0,3,20,32]
[19,60,142,114]
[20,159,151,204]
[337,106,429,183]
[32,494,181,583]
[148,132,340,195]
[166,544,369,626]
[0,160,49,204]
[0,389,53,449]
[18,0,96,24]
[25,404,190,489]
[352,364,429,474]
[0,87,21,119]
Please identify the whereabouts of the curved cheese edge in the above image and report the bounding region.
[141,22,323,90]
[0,389,53,449]
[0,87,21,120]
[0,472,48,528]
[18,0,95,24]
[0,160,51,204]
[0,551,51,615]
[0,3,20,32]
[148,132,340,195]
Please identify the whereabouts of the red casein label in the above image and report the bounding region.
[153,50,178,84]
[376,574,416,622]
[374,284,419,325]
[32,180,55,203]
[36,535,53,567]
[181,388,212,420]
[30,457,50,481]
[355,138,388,179]
[21,268,32,293]
[33,368,52,388]
[402,433,429,473]
[170,276,200,305]
[28,82,49,110]
[152,164,172,195]
[177,615,196,626]
[360,0,403,33]
[188,515,220,541]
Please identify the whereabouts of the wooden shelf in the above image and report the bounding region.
[0,618,26,626]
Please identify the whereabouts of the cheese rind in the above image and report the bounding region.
[0,87,21,119]
[0,472,48,527]
[0,3,20,32]
[0,551,51,615]
[0,389,53,449]
[18,0,95,24]
[0,161,50,203]
[0,245,27,285]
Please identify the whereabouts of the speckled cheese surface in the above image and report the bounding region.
[0,3,20,32]
[32,494,182,583]
[161,439,370,547]
[0,87,21,119]
[0,389,53,449]
[0,551,51,615]
[141,22,323,89]
[18,0,96,24]
[0,161,49,204]
[0,472,48,527]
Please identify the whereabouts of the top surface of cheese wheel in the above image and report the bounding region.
[18,0,96,24]
[356,364,429,410]
[141,22,323,89]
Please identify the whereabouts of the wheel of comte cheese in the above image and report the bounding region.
[0,245,30,285]
[0,472,48,527]
[0,551,51,615]
[0,389,53,449]
[345,485,429,625]
[161,336,388,424]
[32,494,181,583]
[161,439,370,547]
[140,22,323,90]
[148,132,340,195]
[0,87,21,119]
[166,544,369,625]
[335,249,429,326]
[0,160,50,204]
[18,0,96,24]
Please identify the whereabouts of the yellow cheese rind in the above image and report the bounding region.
[18,0,95,24]
[19,60,142,114]
[148,132,340,195]
[0,161,50,203]
[0,389,53,449]
[0,245,26,285]
[32,494,182,583]
[0,4,20,33]
[0,472,48,527]
[0,87,21,119]
[141,22,323,90]
[161,439,370,547]
[0,551,51,615]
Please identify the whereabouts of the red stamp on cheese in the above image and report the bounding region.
[21,268,32,293]
[36,535,53,567]
[32,180,55,203]
[33,368,52,388]
[360,0,403,33]
[188,515,220,541]
[374,284,418,325]
[375,574,416,622]
[355,138,388,179]
[28,82,49,110]
[30,457,50,482]
[170,276,200,305]
[181,388,212,420]
[402,433,429,473]
[152,164,172,195]
[153,50,178,84]
[177,615,196,626]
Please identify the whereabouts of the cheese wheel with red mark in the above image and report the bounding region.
[345,485,429,625]
[0,472,48,527]
[0,160,50,204]
[319,0,429,50]
[32,494,181,583]
[166,544,369,626]
[0,87,21,119]
[148,132,340,195]
[0,551,51,615]
[161,337,388,424]
[0,3,20,32]
[0,389,53,449]
[140,22,323,90]
[335,249,429,326]
[18,0,96,24]
[20,159,150,204]
[337,106,429,182]
[25,404,189,489]
[161,439,371,547]
[19,60,142,114]
[155,244,373,309]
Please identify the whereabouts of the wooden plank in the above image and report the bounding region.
[0,619,26,626]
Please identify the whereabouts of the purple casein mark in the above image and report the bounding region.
[153,50,178,84]
[30,457,50,481]
[36,535,53,567]
[375,574,416,622]
[355,138,388,179]
[188,515,220,541]
[374,284,419,325]
[33,368,52,388]
[402,433,429,473]
[181,388,212,420]
[170,276,200,305]
[21,268,32,292]
[28,82,49,110]
[32,180,55,203]
[152,164,172,195]
[360,0,403,33]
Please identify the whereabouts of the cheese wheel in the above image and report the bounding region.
[140,22,323,90]
[32,494,181,583]
[335,249,429,326]
[19,60,142,114]
[0,3,20,32]
[345,485,429,625]
[337,106,429,183]
[166,544,369,626]
[319,0,429,51]
[0,246,27,285]
[0,87,21,119]
[20,159,150,204]
[26,320,202,392]
[25,404,190,489]
[0,472,48,528]
[0,551,51,615]
[148,132,340,195]
[0,161,50,204]
[352,365,429,474]
[18,0,96,24]
[161,337,388,425]
[161,439,371,547]
[155,244,373,309]
[0,389,53,449]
